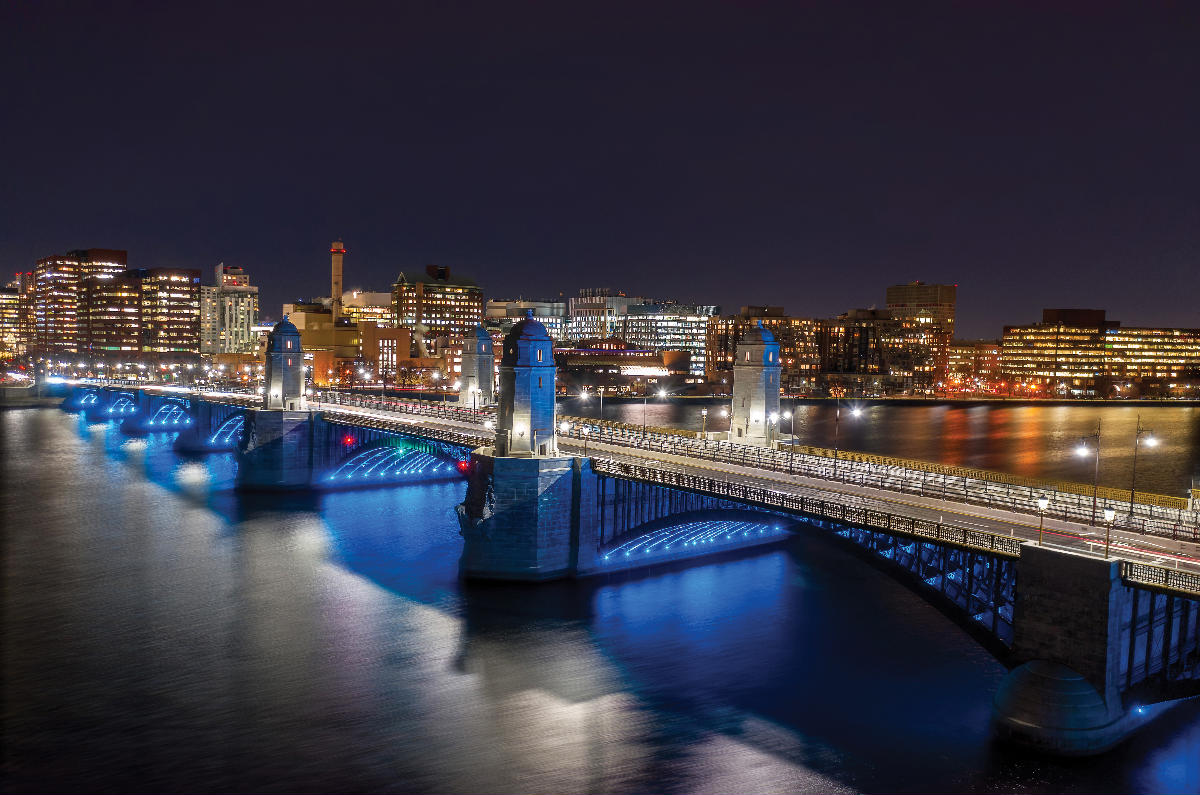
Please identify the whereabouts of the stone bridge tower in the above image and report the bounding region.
[263,316,307,411]
[458,325,495,410]
[495,310,556,457]
[730,320,781,446]
[459,309,596,579]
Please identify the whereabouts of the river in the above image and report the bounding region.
[2,408,1198,794]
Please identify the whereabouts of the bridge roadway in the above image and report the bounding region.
[99,384,1200,579]
[283,392,1200,577]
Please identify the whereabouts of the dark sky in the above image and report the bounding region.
[2,2,1197,338]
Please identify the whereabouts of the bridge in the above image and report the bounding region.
[53,322,1200,758]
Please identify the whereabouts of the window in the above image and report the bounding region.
[538,377,543,389]
[537,348,543,362]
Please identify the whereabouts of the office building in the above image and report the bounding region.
[341,290,395,328]
[33,248,127,353]
[566,288,649,341]
[0,286,19,359]
[554,337,691,394]
[137,268,202,353]
[201,264,260,354]
[80,272,143,353]
[392,265,484,346]
[1002,309,1200,395]
[707,307,821,391]
[486,299,567,341]
[617,303,718,378]
[886,281,956,379]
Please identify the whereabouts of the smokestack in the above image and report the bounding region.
[330,240,345,321]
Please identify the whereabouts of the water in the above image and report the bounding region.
[564,399,1200,496]
[3,408,1199,794]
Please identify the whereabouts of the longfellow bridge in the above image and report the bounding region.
[51,379,1200,756]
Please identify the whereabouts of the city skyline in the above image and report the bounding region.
[3,2,1198,340]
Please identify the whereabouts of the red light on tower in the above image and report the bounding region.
[342,434,355,446]
[456,460,470,473]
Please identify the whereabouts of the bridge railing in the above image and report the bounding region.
[1120,561,1200,598]
[560,421,1200,540]
[315,391,494,424]
[320,407,487,450]
[589,457,1025,558]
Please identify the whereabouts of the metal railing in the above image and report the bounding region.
[559,420,1200,540]
[1120,562,1200,598]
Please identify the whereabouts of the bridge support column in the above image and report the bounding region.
[993,544,1151,755]
[457,449,598,581]
[236,409,318,490]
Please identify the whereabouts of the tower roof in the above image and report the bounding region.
[740,320,776,344]
[501,309,551,366]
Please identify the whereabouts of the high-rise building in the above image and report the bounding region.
[14,271,36,356]
[33,248,127,353]
[617,303,718,378]
[0,285,19,359]
[391,265,484,347]
[885,282,956,380]
[80,272,142,353]
[817,308,936,394]
[136,268,202,353]
[201,264,260,354]
[707,307,821,391]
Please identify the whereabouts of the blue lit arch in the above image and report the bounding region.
[146,401,193,428]
[323,439,468,486]
[208,412,246,447]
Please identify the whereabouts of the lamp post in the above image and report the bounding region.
[643,387,667,439]
[1037,497,1049,545]
[1103,507,1116,558]
[581,426,590,457]
[782,410,794,468]
[701,407,708,441]
[1075,419,1102,526]
[1128,414,1157,520]
[768,412,778,448]
[832,398,862,481]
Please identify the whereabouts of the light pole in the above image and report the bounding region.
[701,407,708,441]
[581,426,590,457]
[1037,497,1049,545]
[1128,415,1157,520]
[768,412,778,447]
[832,398,862,481]
[1075,419,1102,526]
[643,387,667,438]
[782,410,794,468]
[1103,507,1116,558]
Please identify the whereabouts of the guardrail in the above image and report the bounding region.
[320,407,487,450]
[1120,562,1200,598]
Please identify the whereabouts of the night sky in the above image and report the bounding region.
[2,1,1197,338]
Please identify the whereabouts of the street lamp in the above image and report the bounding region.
[1103,507,1116,558]
[768,412,779,447]
[1075,419,1102,526]
[1037,497,1049,545]
[701,407,708,440]
[1128,414,1157,520]
[782,410,795,468]
[832,399,862,480]
[642,386,666,438]
[581,426,591,457]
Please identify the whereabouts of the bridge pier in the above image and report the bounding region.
[236,409,320,490]
[457,450,598,580]
[993,544,1172,755]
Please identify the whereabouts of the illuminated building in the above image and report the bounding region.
[33,248,127,353]
[391,265,484,347]
[0,286,18,359]
[817,309,935,394]
[948,340,1003,387]
[341,290,395,328]
[554,337,690,394]
[1002,309,1200,395]
[80,272,142,353]
[136,268,201,353]
[486,299,567,341]
[201,264,260,354]
[707,307,820,392]
[566,288,650,341]
[617,303,718,378]
[885,282,956,378]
